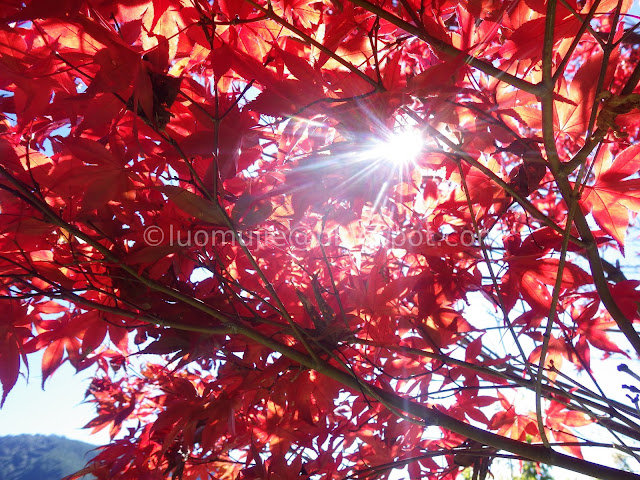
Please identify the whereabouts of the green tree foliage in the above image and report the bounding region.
[515,462,555,480]
[0,435,96,480]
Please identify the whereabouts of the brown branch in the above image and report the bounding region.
[3,164,639,479]
[242,0,380,89]
[346,0,542,95]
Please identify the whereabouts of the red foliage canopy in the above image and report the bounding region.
[1,0,640,478]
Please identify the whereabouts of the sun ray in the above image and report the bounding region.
[374,129,424,166]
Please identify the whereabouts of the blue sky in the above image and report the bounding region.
[0,350,110,445]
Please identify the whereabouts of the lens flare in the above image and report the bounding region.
[376,129,424,165]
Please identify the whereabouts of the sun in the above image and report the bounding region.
[375,129,424,165]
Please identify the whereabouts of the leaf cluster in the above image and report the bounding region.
[1,0,640,479]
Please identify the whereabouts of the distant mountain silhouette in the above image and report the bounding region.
[0,434,97,480]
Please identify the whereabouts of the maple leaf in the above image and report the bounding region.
[272,0,321,29]
[156,186,227,225]
[580,145,640,248]
[1,1,640,480]
[0,303,31,407]
[499,11,581,64]
[554,51,618,140]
